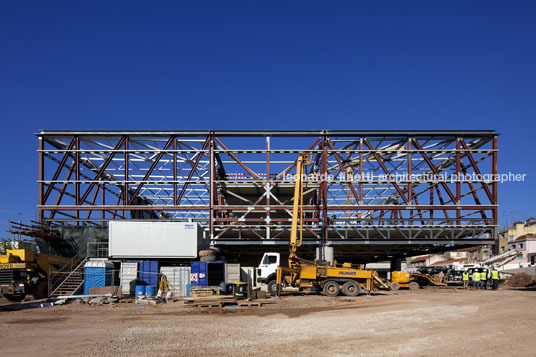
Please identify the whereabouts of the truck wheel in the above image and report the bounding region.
[3,294,26,302]
[267,280,278,296]
[32,280,48,300]
[390,282,400,291]
[323,281,340,297]
[342,281,360,297]
[199,249,215,257]
[200,255,216,262]
[409,282,420,291]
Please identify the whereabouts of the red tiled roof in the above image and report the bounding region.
[453,246,482,253]
[430,258,465,266]
[411,255,431,263]
[515,234,536,241]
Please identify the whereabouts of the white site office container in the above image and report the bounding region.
[160,266,191,296]
[225,263,241,283]
[109,221,207,258]
[120,262,138,295]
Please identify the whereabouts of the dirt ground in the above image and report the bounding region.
[0,287,534,356]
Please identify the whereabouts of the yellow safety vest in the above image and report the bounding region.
[473,272,480,281]
[462,272,469,281]
[481,272,487,281]
[491,270,499,280]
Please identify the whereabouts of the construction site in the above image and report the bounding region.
[1,129,535,356]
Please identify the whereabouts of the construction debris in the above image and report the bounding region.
[56,294,113,300]
[189,285,220,298]
[505,273,534,287]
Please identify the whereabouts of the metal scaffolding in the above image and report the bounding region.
[37,130,498,260]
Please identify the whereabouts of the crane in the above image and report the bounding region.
[267,153,386,297]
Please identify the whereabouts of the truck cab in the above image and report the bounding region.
[256,252,280,293]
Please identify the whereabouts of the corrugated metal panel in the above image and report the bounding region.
[241,266,256,286]
[160,266,191,296]
[191,261,208,286]
[137,260,159,286]
[225,263,241,283]
[120,262,138,295]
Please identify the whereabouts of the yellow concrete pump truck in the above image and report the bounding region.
[0,248,70,301]
[266,153,387,297]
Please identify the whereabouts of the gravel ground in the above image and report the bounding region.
[0,287,534,356]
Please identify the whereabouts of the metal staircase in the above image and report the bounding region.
[48,256,88,297]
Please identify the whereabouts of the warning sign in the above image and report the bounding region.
[190,273,198,282]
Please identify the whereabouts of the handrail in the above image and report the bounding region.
[48,252,87,297]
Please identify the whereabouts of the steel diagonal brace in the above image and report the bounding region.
[176,137,209,205]
[214,137,261,181]
[128,137,175,205]
[327,139,360,204]
[79,136,127,204]
[412,139,457,203]
[460,139,494,203]
[42,138,76,204]
[363,139,409,204]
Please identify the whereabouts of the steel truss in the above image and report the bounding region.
[37,130,498,257]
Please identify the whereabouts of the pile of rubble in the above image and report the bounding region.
[505,273,534,287]
[52,294,119,306]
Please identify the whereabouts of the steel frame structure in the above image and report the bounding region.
[37,130,498,259]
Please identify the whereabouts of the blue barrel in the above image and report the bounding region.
[145,285,157,297]
[135,285,146,298]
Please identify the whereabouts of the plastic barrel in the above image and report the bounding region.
[145,285,157,297]
[135,285,146,298]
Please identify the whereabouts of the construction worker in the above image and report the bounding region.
[472,269,480,289]
[462,271,469,289]
[480,269,487,289]
[491,267,500,290]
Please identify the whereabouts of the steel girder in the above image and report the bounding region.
[37,130,498,249]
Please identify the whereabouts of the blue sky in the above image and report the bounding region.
[0,1,535,237]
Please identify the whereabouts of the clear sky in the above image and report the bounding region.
[0,1,535,237]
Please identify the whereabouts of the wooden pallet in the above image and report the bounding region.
[196,303,223,308]
[184,295,234,303]
[189,286,220,298]
[190,300,264,309]
[237,301,263,307]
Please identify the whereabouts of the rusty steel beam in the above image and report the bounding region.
[38,136,44,223]
[363,138,409,204]
[460,139,494,204]
[214,137,260,181]
[79,137,127,205]
[40,204,496,211]
[327,138,360,204]
[176,137,209,205]
[412,139,458,203]
[42,138,76,205]
[127,136,174,205]
[37,131,497,246]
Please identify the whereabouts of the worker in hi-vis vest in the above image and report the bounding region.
[472,270,480,289]
[480,269,487,289]
[491,268,500,290]
[462,271,469,289]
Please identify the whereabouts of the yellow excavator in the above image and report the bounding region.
[274,153,387,297]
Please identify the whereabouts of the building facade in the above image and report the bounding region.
[496,218,536,254]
